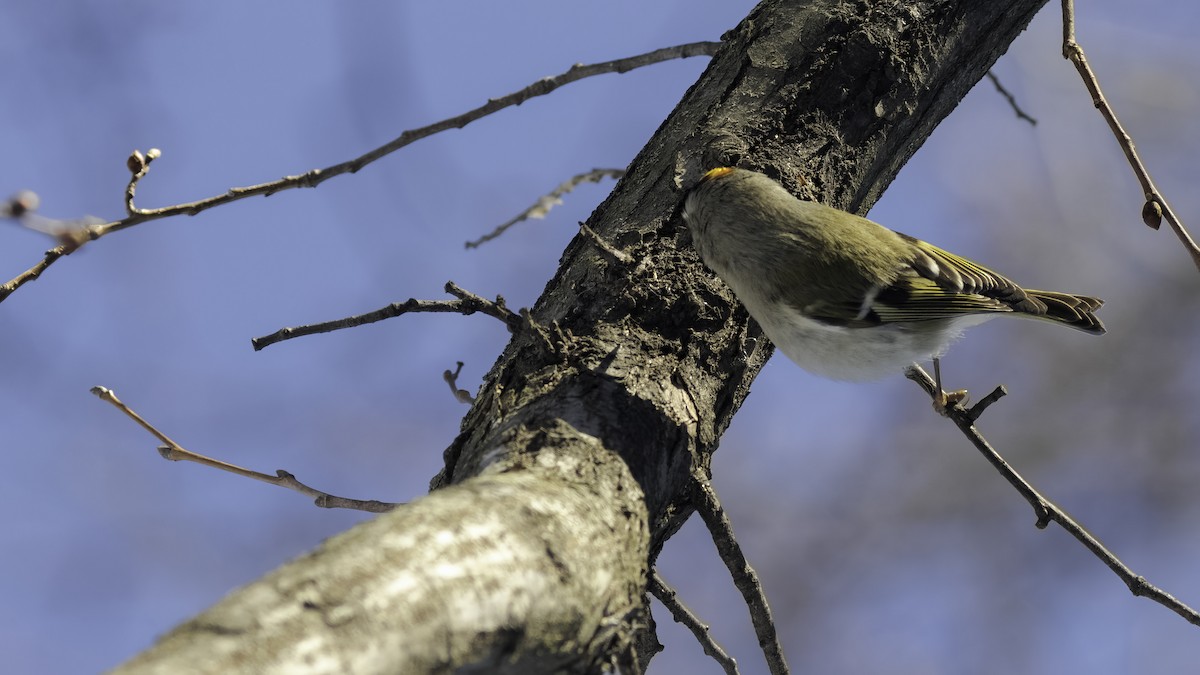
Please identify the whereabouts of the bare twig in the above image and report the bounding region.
[579,221,633,264]
[648,569,739,675]
[966,384,1008,422]
[691,475,789,675]
[90,386,398,512]
[465,168,625,248]
[124,148,162,215]
[3,190,102,251]
[251,281,522,350]
[904,364,1200,627]
[1,190,39,220]
[0,42,721,304]
[984,71,1037,126]
[443,361,476,404]
[1061,0,1200,270]
[518,307,569,360]
[0,247,66,300]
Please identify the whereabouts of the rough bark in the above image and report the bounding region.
[116,1,1049,672]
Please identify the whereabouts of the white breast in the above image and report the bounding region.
[741,296,981,381]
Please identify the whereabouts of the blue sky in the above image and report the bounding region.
[3,2,1199,673]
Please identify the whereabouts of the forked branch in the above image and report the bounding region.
[91,386,398,513]
[252,281,521,350]
[905,364,1200,627]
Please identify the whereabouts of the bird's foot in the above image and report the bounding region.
[931,357,967,416]
[932,388,969,416]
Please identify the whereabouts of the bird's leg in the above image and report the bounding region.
[931,357,969,415]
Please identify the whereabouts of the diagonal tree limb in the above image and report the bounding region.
[1060,0,1200,270]
[647,570,739,675]
[692,475,788,675]
[905,365,1200,627]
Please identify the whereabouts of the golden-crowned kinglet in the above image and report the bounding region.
[681,167,1104,382]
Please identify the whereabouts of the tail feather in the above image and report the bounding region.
[1027,290,1106,335]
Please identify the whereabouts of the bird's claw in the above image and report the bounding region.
[933,388,969,416]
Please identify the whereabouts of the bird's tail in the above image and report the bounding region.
[1026,290,1106,335]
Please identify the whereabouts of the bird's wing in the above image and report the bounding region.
[803,235,1046,326]
[871,276,1015,323]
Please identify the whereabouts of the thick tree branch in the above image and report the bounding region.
[118,441,649,674]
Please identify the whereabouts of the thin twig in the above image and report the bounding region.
[692,475,789,675]
[984,71,1037,125]
[465,168,625,249]
[124,148,162,215]
[579,221,633,264]
[1061,0,1200,270]
[0,247,67,300]
[0,42,721,304]
[2,190,102,252]
[904,364,1200,627]
[966,384,1008,422]
[648,569,739,675]
[90,386,398,512]
[443,361,476,404]
[251,280,522,350]
[518,307,569,360]
[1,190,39,220]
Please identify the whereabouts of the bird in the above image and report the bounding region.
[681,166,1104,408]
